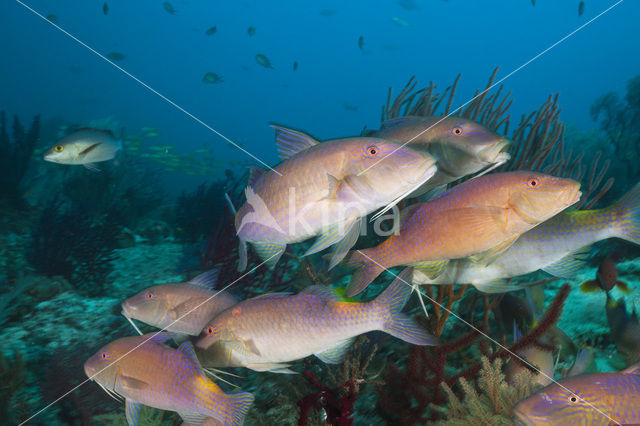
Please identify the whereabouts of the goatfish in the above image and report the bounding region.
[412,182,640,292]
[121,269,238,337]
[345,171,581,296]
[606,292,640,366]
[372,116,511,197]
[196,268,437,373]
[233,125,438,271]
[512,363,640,426]
[84,333,254,426]
[43,128,122,171]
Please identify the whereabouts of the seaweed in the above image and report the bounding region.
[0,111,39,206]
[27,201,118,296]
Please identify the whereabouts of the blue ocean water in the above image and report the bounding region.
[1,0,640,425]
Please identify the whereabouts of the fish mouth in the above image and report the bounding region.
[479,138,511,163]
[407,158,438,185]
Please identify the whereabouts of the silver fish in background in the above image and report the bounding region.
[513,364,640,426]
[43,128,122,171]
[196,268,436,373]
[412,182,640,292]
[84,333,254,426]
[121,269,238,337]
[373,116,511,196]
[234,125,438,271]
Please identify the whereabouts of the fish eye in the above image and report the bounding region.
[451,126,463,136]
[568,395,578,403]
[147,292,153,299]
[101,352,107,359]
[367,145,378,156]
[527,178,539,188]
[54,145,64,152]
[207,326,214,335]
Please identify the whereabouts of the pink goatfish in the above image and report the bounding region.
[234,125,438,271]
[513,363,640,426]
[196,268,436,373]
[345,171,581,296]
[121,269,238,337]
[84,333,254,426]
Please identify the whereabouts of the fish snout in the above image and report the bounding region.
[121,300,136,317]
[407,155,438,185]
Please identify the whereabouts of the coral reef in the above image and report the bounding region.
[0,111,39,206]
[376,284,570,424]
[431,357,540,425]
[27,202,119,296]
[378,69,613,208]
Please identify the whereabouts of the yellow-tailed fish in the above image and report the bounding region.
[345,171,581,296]
[412,183,640,292]
[84,333,253,426]
[232,125,438,271]
[196,268,436,373]
[373,116,511,197]
[121,269,237,337]
[513,363,640,426]
[43,128,122,171]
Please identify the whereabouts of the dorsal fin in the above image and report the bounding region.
[300,285,341,302]
[188,269,219,290]
[270,124,318,160]
[251,292,293,300]
[381,116,420,130]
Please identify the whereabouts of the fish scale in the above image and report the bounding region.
[197,271,436,372]
[345,171,581,296]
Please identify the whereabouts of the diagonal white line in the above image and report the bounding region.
[358,0,625,177]
[354,250,621,425]
[14,0,281,176]
[18,256,275,425]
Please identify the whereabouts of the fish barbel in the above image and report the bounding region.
[412,182,640,292]
[121,269,238,337]
[234,125,438,271]
[196,268,436,373]
[345,171,581,296]
[84,333,253,425]
[513,363,640,426]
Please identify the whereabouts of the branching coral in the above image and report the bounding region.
[0,111,39,205]
[376,284,570,424]
[431,357,540,425]
[378,69,613,208]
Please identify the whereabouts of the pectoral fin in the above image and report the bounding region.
[542,249,589,278]
[251,241,286,267]
[120,375,149,392]
[125,399,142,426]
[314,338,354,364]
[79,143,101,156]
[469,234,519,266]
[410,259,449,279]
[304,217,360,262]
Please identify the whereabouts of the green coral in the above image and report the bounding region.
[431,357,541,425]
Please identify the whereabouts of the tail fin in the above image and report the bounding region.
[375,268,437,346]
[225,193,247,272]
[611,182,640,245]
[226,392,254,426]
[344,250,384,297]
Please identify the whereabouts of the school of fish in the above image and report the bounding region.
[75,112,640,425]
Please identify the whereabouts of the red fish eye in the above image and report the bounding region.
[367,145,378,156]
[451,126,463,135]
[207,326,213,335]
[147,292,153,299]
[101,352,107,359]
[569,395,578,403]
[527,178,539,188]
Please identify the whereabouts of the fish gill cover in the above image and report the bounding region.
[0,1,639,425]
